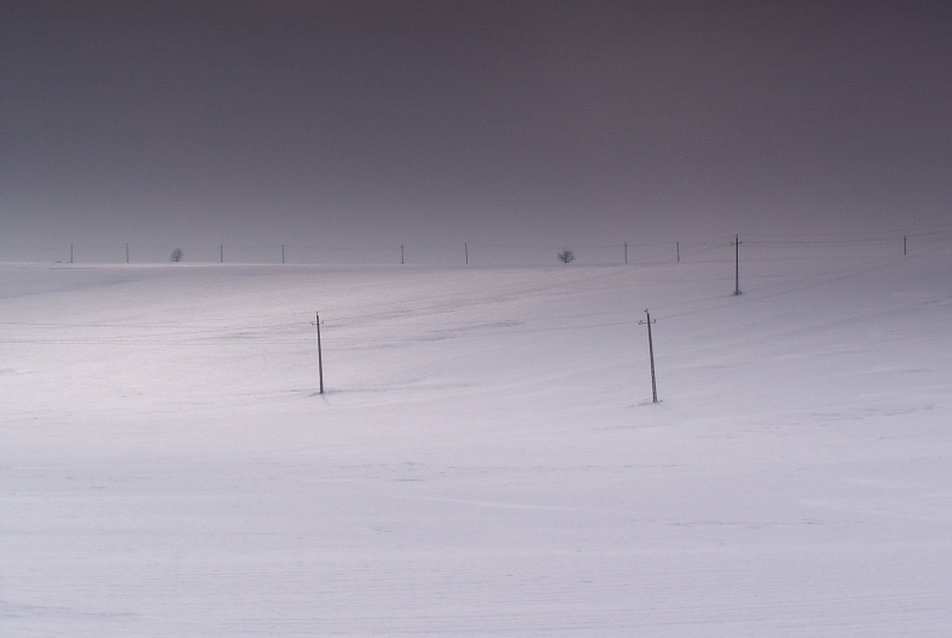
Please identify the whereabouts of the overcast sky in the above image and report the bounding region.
[3,1,951,251]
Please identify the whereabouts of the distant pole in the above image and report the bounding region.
[676,241,681,263]
[732,234,742,295]
[639,309,659,403]
[220,244,224,263]
[624,242,629,264]
[903,235,907,256]
[464,242,469,265]
[312,311,325,394]
[282,244,286,264]
[70,244,74,264]
[125,243,130,263]
[401,244,405,265]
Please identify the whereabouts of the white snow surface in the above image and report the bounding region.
[3,246,952,636]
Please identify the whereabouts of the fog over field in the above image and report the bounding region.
[3,236,952,635]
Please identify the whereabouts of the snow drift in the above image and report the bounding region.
[3,242,952,636]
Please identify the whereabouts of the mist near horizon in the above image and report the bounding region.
[3,1,951,254]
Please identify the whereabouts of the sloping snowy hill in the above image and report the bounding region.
[3,245,952,636]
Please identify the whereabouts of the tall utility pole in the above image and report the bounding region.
[639,309,659,404]
[312,311,325,394]
[464,242,469,265]
[676,241,680,263]
[624,242,629,264]
[732,234,742,295]
[903,235,907,256]
[220,244,224,263]
[400,244,405,265]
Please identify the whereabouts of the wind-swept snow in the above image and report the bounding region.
[3,246,952,636]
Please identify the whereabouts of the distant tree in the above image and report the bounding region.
[557,249,575,264]
[171,248,184,262]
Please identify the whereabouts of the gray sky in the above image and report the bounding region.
[3,0,951,252]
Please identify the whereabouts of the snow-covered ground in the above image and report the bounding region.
[3,242,952,636]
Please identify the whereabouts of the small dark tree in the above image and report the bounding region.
[171,248,184,262]
[557,249,575,264]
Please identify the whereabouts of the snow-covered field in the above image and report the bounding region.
[3,242,952,636]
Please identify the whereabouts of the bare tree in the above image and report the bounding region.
[557,249,575,264]
[171,248,184,262]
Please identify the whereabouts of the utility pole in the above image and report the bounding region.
[70,244,74,264]
[624,242,629,265]
[903,235,907,256]
[282,244,286,264]
[639,309,659,404]
[312,311,325,394]
[401,244,405,265]
[220,244,224,263]
[676,241,680,264]
[126,243,130,263]
[464,242,469,265]
[732,234,742,295]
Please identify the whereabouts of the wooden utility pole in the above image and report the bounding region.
[220,244,224,263]
[903,235,907,256]
[639,309,659,404]
[282,244,286,264]
[732,234,742,295]
[624,242,629,264]
[312,311,325,394]
[676,241,680,263]
[464,242,469,265]
[401,244,405,265]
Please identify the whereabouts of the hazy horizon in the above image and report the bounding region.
[4,1,951,250]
